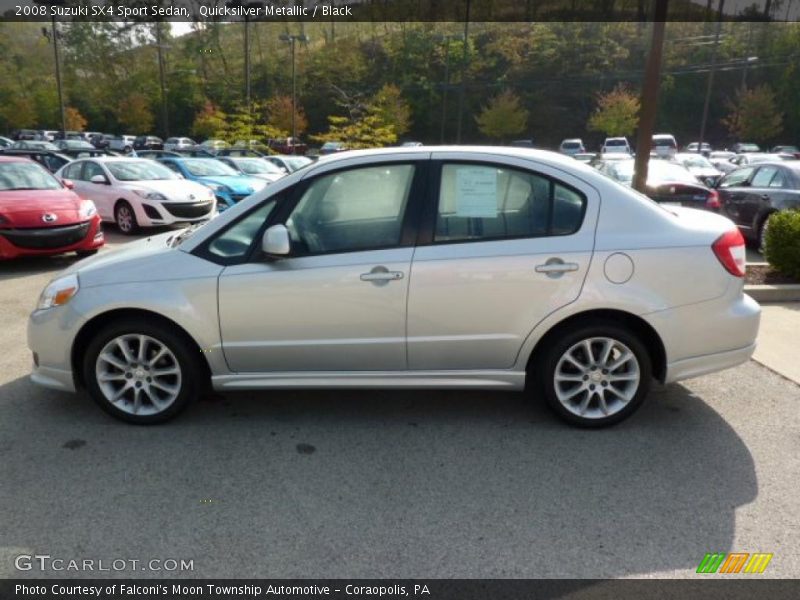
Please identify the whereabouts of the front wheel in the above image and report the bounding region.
[539,322,652,428]
[83,319,203,424]
[115,201,139,235]
[758,214,773,254]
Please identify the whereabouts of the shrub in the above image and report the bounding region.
[764,210,800,280]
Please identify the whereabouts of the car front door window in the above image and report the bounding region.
[286,164,415,255]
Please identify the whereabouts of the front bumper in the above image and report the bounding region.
[0,216,103,260]
[28,304,80,393]
[134,199,216,227]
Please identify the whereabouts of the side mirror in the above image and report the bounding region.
[90,174,108,185]
[62,178,75,190]
[261,224,290,256]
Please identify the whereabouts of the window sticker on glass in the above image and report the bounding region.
[455,166,498,217]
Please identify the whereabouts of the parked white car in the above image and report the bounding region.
[601,137,631,154]
[559,138,586,156]
[56,157,217,234]
[652,134,678,158]
[164,137,198,152]
[216,156,286,183]
[264,155,314,173]
[33,147,759,427]
[108,135,136,153]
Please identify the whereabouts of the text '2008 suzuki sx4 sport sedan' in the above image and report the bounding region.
[28,147,760,427]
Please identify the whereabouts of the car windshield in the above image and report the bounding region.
[0,161,62,191]
[181,159,238,177]
[739,144,760,152]
[653,138,675,147]
[232,158,282,175]
[680,155,714,169]
[321,142,342,149]
[106,161,177,181]
[605,139,626,146]
[562,141,581,149]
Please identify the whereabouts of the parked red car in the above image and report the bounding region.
[0,157,104,260]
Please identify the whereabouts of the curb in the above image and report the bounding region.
[745,284,800,303]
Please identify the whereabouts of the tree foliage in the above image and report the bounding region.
[64,107,87,131]
[370,84,412,138]
[722,85,784,143]
[115,94,153,134]
[265,95,308,137]
[192,101,227,139]
[588,84,640,137]
[475,90,528,142]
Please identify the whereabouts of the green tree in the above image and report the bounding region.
[311,114,397,149]
[588,84,640,137]
[722,85,784,144]
[475,90,528,142]
[115,94,153,134]
[370,83,412,138]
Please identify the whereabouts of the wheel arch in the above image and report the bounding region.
[71,308,212,390]
[525,308,667,385]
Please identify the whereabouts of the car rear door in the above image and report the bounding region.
[741,166,781,229]
[406,153,598,370]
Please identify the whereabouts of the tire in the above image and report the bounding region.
[75,249,98,258]
[538,321,652,428]
[114,200,139,235]
[82,318,203,424]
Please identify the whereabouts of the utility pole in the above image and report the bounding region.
[632,0,669,194]
[455,0,471,144]
[436,33,463,144]
[155,22,169,137]
[36,0,67,134]
[280,33,309,148]
[699,0,725,151]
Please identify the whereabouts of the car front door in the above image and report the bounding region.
[217,159,426,372]
[406,155,598,370]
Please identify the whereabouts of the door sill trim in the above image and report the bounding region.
[212,370,526,391]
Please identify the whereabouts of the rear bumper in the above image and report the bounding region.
[665,343,756,384]
[646,291,761,384]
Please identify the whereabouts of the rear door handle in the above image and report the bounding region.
[535,262,579,274]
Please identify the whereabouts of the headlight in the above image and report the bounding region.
[133,189,168,201]
[79,200,97,219]
[37,274,79,311]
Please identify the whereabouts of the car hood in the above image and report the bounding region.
[124,179,214,201]
[59,230,221,288]
[195,175,266,194]
[0,189,83,226]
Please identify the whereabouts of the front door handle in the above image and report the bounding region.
[360,266,404,283]
[535,261,579,274]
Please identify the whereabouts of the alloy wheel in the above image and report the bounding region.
[116,205,134,233]
[95,334,182,416]
[553,337,641,420]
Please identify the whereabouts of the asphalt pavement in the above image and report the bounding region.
[0,229,798,579]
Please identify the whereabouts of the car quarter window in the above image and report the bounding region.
[434,163,586,243]
[751,167,778,188]
[285,163,415,255]
[769,170,787,188]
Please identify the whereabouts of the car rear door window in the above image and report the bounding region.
[434,163,585,242]
[751,167,779,188]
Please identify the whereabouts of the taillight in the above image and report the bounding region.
[712,229,746,277]
[706,189,721,210]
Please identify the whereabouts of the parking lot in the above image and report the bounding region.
[1,228,799,579]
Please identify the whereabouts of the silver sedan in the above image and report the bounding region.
[28,147,760,427]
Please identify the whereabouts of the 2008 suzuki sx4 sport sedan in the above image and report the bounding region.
[28,147,760,427]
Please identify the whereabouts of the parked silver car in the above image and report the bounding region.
[28,147,760,427]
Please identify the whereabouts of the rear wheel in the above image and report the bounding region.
[539,322,652,428]
[115,200,139,235]
[83,319,203,424]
